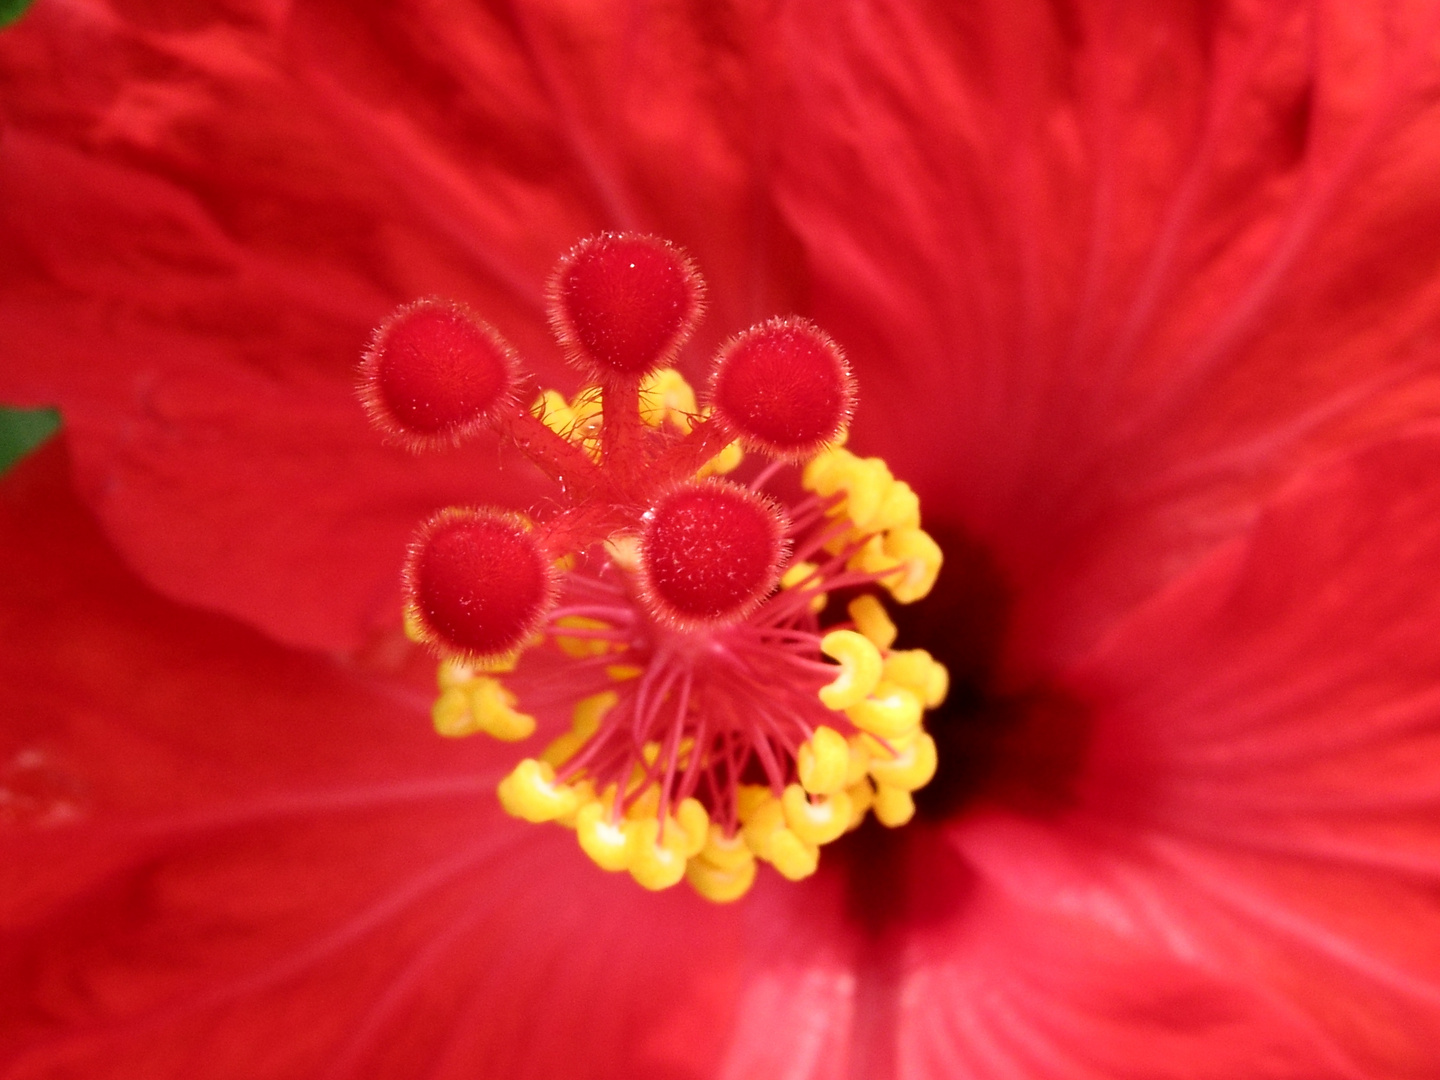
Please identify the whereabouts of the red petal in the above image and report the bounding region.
[0,442,744,1078]
[768,1,1440,669]
[1057,431,1440,1071]
[947,817,1397,1078]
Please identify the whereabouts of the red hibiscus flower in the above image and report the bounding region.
[6,0,1440,1076]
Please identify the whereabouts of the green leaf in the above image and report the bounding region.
[0,407,61,475]
[0,0,38,28]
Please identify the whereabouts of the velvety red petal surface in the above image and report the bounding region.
[7,1,1440,1077]
[1063,431,1440,1070]
[0,0,803,650]
[767,0,1440,673]
[0,442,745,1080]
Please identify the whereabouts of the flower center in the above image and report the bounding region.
[361,234,948,902]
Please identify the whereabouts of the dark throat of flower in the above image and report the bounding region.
[361,233,950,903]
[836,526,1093,932]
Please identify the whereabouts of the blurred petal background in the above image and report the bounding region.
[5,1,1440,1077]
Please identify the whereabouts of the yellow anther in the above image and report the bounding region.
[497,759,580,823]
[821,524,861,559]
[881,649,929,694]
[675,798,710,858]
[572,690,618,739]
[781,783,852,846]
[531,388,577,437]
[575,798,632,872]
[437,658,474,689]
[847,594,897,650]
[432,678,535,741]
[924,663,949,709]
[767,828,820,881]
[555,615,616,658]
[697,438,743,477]
[883,649,949,708]
[872,478,921,532]
[842,457,893,531]
[844,734,872,786]
[849,533,902,578]
[686,851,757,903]
[607,663,643,681]
[475,651,521,675]
[740,794,786,860]
[845,779,874,830]
[855,729,919,770]
[818,629,884,710]
[846,682,922,740]
[780,560,826,614]
[639,368,698,432]
[626,783,661,821]
[872,783,916,827]
[701,823,754,871]
[468,678,536,741]
[603,533,642,572]
[736,784,773,823]
[882,528,943,603]
[867,731,938,792]
[555,778,595,828]
[801,446,856,497]
[403,607,427,644]
[796,726,850,796]
[781,560,818,591]
[431,686,474,738]
[805,450,895,532]
[540,731,585,767]
[627,817,689,890]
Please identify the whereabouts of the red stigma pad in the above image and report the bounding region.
[549,233,704,379]
[361,299,516,449]
[406,510,556,659]
[710,317,854,458]
[639,479,789,626]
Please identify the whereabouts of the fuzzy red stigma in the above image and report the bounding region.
[360,299,517,450]
[638,479,789,627]
[404,509,556,660]
[548,233,705,379]
[710,317,854,458]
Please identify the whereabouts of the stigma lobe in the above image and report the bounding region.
[360,299,517,450]
[638,479,790,627]
[710,317,854,458]
[549,233,705,379]
[405,509,556,660]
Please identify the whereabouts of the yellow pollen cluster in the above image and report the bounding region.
[531,368,743,476]
[430,656,536,742]
[426,367,949,903]
[804,447,943,602]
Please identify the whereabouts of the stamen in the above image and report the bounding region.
[364,234,951,903]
